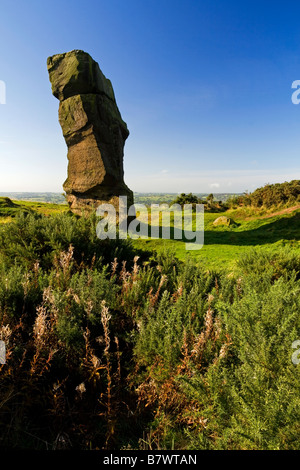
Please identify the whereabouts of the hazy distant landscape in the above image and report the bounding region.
[0,192,242,205]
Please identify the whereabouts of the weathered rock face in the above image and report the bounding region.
[47,49,133,215]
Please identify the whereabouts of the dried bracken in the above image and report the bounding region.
[33,305,49,348]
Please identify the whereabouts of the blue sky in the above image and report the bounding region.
[0,0,300,193]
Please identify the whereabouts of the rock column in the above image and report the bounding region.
[47,49,133,215]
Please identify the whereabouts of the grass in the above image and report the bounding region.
[0,197,299,271]
[132,207,300,270]
[21,200,68,216]
[0,197,68,221]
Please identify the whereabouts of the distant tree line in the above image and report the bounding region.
[226,180,300,209]
[172,192,223,211]
[171,181,300,211]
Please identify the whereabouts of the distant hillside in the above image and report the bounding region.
[227,180,300,209]
[0,192,242,206]
[0,192,67,204]
[1,183,298,209]
[134,192,241,205]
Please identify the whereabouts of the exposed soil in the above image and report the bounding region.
[260,204,300,219]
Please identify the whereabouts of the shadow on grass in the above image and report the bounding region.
[130,212,300,247]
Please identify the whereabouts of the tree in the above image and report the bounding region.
[206,193,214,205]
[172,193,199,206]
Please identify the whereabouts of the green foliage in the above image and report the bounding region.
[237,247,300,280]
[0,211,136,270]
[129,248,300,450]
[0,211,299,450]
[171,192,199,206]
[0,197,31,217]
[209,271,300,449]
[227,180,300,209]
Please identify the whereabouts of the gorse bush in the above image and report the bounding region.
[237,247,300,280]
[209,271,300,449]
[0,211,137,270]
[227,180,300,209]
[0,212,299,450]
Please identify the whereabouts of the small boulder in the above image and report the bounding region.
[213,216,235,226]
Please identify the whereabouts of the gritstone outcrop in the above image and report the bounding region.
[47,49,133,215]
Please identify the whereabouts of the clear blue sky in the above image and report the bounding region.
[0,0,300,194]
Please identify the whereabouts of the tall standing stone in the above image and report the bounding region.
[47,49,133,215]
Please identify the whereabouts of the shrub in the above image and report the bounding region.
[0,213,299,450]
[227,180,300,209]
[0,211,136,270]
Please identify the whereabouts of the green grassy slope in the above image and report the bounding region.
[0,197,299,271]
[132,207,300,270]
[0,197,68,222]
